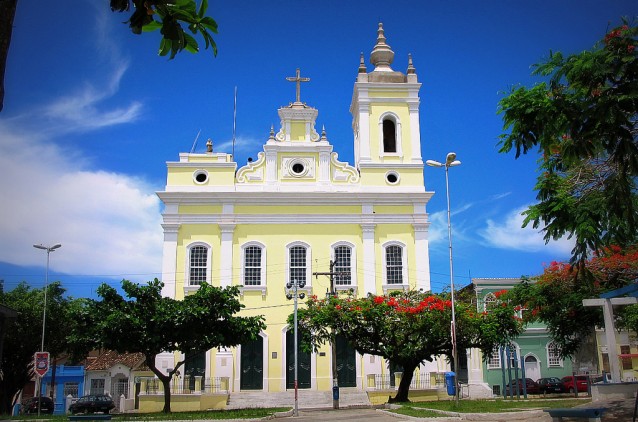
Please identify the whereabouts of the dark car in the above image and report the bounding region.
[504,378,541,395]
[537,377,565,394]
[561,375,590,393]
[23,396,54,414]
[69,395,115,415]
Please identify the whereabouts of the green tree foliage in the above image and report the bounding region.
[68,279,265,413]
[110,0,218,59]
[0,282,79,414]
[292,291,522,402]
[498,20,638,265]
[506,245,638,357]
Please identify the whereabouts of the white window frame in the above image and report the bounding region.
[185,242,211,291]
[378,112,403,158]
[241,242,267,296]
[483,293,497,312]
[382,241,408,293]
[286,242,311,288]
[487,345,501,369]
[332,242,357,294]
[547,341,563,367]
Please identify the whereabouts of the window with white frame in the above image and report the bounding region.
[334,245,352,286]
[90,378,105,395]
[483,293,497,312]
[385,245,403,284]
[487,345,501,369]
[547,342,563,367]
[64,382,79,397]
[289,245,307,286]
[243,245,263,286]
[188,245,208,285]
[507,343,520,368]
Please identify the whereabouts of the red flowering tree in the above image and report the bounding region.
[507,245,638,357]
[292,290,522,402]
[498,20,638,266]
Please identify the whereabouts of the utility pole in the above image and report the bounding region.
[313,260,345,410]
[286,279,305,417]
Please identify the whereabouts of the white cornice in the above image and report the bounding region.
[157,191,433,204]
[162,213,430,225]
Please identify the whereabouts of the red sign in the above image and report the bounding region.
[34,352,50,377]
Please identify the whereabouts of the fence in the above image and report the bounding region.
[140,376,228,394]
[372,372,443,390]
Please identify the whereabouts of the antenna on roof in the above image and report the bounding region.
[190,129,201,153]
[232,86,237,159]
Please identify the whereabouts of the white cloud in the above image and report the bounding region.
[0,122,162,281]
[480,206,574,255]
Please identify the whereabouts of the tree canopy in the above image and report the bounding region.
[68,279,265,413]
[293,290,522,402]
[498,20,638,266]
[0,282,81,414]
[506,244,638,357]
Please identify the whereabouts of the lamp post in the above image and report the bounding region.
[33,243,61,412]
[426,152,461,403]
[286,279,305,417]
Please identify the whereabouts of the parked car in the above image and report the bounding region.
[537,377,566,394]
[68,394,115,415]
[23,396,54,414]
[504,378,541,395]
[561,375,590,393]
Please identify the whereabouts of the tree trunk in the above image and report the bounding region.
[389,362,418,403]
[0,0,18,112]
[160,376,171,413]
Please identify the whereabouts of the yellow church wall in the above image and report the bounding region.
[174,224,222,299]
[167,167,236,187]
[359,167,425,187]
[373,205,413,215]
[290,121,306,141]
[234,205,361,215]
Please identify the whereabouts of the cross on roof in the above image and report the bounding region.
[286,68,310,103]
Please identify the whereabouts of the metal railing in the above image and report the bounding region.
[372,372,440,390]
[140,376,228,394]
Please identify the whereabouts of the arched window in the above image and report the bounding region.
[483,293,497,312]
[547,342,562,367]
[385,245,403,285]
[383,119,396,153]
[243,245,263,286]
[188,245,209,286]
[334,245,352,286]
[487,345,501,369]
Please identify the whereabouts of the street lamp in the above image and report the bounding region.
[33,243,62,353]
[426,152,461,403]
[286,279,305,417]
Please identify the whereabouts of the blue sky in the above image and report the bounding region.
[1,0,636,298]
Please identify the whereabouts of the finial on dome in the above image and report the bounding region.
[320,125,328,141]
[269,125,275,141]
[206,138,213,153]
[407,53,415,74]
[358,52,367,73]
[370,22,394,71]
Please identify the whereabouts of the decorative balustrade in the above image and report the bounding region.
[139,376,229,394]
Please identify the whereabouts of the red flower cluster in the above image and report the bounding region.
[493,289,508,299]
[369,295,451,314]
[604,25,628,44]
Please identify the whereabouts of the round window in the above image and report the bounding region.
[386,171,400,185]
[292,162,305,174]
[193,170,208,184]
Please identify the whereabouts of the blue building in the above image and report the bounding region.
[40,365,85,414]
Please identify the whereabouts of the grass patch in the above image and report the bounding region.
[9,408,291,421]
[388,408,449,418]
[402,398,590,413]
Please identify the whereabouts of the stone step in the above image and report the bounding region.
[226,389,371,410]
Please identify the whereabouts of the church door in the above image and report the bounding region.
[240,337,263,390]
[524,355,541,381]
[336,335,356,387]
[286,329,311,389]
[184,351,206,392]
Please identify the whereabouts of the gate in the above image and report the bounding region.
[110,377,129,411]
[240,336,264,390]
[286,329,311,389]
[336,335,356,387]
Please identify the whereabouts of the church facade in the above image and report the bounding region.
[155,24,448,393]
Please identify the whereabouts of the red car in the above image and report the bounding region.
[505,378,541,395]
[561,375,589,393]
